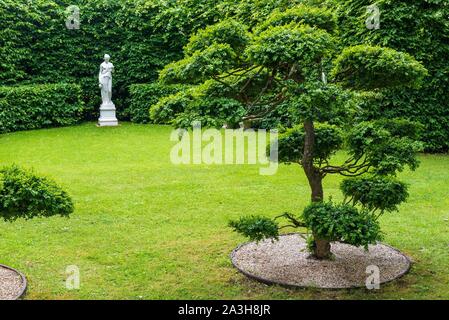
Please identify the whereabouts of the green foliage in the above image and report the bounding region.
[0,0,230,120]
[185,19,251,55]
[173,97,246,129]
[150,91,193,124]
[251,101,295,129]
[129,83,187,123]
[291,82,356,124]
[277,123,343,163]
[302,201,382,249]
[0,0,124,119]
[150,81,246,127]
[254,5,337,34]
[372,118,424,141]
[0,166,73,221]
[2,0,447,151]
[160,43,238,84]
[334,0,449,152]
[228,215,279,242]
[246,24,335,68]
[223,0,305,28]
[332,45,428,90]
[0,83,84,133]
[341,176,409,213]
[347,120,423,175]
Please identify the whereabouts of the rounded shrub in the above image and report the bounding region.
[332,45,428,90]
[0,166,74,221]
[302,201,382,249]
[254,5,337,34]
[246,24,335,68]
[229,216,279,242]
[341,176,409,213]
[185,19,251,55]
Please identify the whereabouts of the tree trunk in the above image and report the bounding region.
[313,237,332,260]
[302,120,331,259]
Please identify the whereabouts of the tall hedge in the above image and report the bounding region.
[0,83,84,133]
[0,0,228,120]
[3,0,447,152]
[0,0,119,119]
[331,0,449,152]
[0,0,305,120]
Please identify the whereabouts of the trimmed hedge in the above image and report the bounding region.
[0,83,84,133]
[0,0,226,120]
[129,83,186,123]
[0,0,305,121]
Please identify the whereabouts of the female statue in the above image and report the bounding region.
[98,54,118,126]
[99,54,114,105]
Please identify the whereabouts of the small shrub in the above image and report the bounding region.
[0,166,73,221]
[302,201,382,249]
[229,216,279,242]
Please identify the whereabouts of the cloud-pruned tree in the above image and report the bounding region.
[158,4,427,259]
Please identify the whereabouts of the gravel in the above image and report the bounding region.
[231,234,411,289]
[0,265,25,300]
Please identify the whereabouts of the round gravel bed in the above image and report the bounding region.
[0,264,27,300]
[231,234,411,289]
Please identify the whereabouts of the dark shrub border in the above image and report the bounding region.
[0,83,84,133]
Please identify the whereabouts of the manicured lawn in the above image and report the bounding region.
[0,123,448,299]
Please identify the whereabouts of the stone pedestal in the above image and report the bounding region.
[98,102,118,126]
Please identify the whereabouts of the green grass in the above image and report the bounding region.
[0,122,448,299]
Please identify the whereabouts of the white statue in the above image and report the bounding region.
[98,54,118,126]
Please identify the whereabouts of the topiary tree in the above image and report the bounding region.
[158,4,427,259]
[0,165,73,222]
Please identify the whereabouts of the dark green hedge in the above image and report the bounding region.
[0,83,84,133]
[129,83,187,123]
[331,0,449,152]
[0,0,304,121]
[0,0,228,120]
